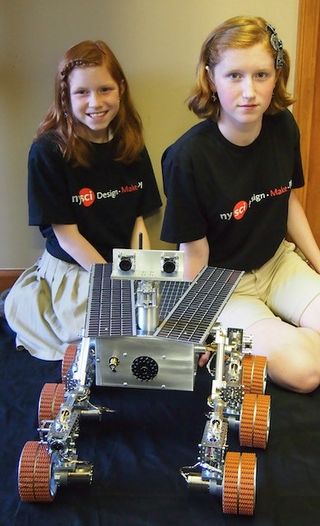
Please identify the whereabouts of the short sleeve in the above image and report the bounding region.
[28,137,76,226]
[160,145,207,243]
[136,147,162,216]
[292,117,304,189]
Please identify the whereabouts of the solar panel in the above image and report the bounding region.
[158,281,190,321]
[84,264,242,344]
[153,267,243,344]
[84,264,136,337]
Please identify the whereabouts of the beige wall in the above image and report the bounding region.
[0,0,299,267]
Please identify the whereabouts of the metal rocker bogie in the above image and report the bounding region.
[18,249,270,515]
[181,325,270,515]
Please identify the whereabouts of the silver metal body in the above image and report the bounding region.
[94,335,196,391]
[136,280,160,334]
[112,248,185,282]
[25,248,266,511]
[181,327,255,494]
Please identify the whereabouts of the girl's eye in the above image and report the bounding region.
[228,72,242,80]
[256,72,269,79]
[101,86,114,93]
[74,89,87,95]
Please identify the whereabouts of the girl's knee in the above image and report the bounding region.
[281,371,319,394]
[269,371,319,393]
[297,375,320,393]
[267,344,320,393]
[247,319,320,393]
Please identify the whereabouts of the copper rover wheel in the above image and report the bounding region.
[38,382,65,425]
[242,355,267,394]
[222,451,256,515]
[238,452,256,515]
[240,393,271,449]
[62,343,77,382]
[18,441,56,502]
[222,451,240,514]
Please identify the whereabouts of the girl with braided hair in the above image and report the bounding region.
[5,40,162,360]
[161,16,320,393]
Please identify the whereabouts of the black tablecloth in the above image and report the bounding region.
[1,317,319,526]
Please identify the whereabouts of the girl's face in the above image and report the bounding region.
[68,64,121,143]
[211,43,277,140]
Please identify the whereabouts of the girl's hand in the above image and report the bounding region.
[52,223,106,271]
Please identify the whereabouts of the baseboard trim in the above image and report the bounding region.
[0,269,25,292]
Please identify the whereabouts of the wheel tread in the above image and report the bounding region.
[242,355,267,394]
[38,383,65,424]
[62,344,77,381]
[223,451,256,515]
[18,441,54,502]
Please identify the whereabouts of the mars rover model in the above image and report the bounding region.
[18,249,270,515]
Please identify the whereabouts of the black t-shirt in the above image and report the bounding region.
[28,135,162,263]
[161,110,304,271]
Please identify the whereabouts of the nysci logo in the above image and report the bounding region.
[79,188,96,207]
[72,182,143,207]
[219,180,292,221]
[233,200,248,220]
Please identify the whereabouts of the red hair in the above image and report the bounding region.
[37,40,144,166]
[188,16,294,120]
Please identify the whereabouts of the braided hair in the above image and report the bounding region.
[36,40,144,166]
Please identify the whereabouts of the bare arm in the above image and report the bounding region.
[287,191,320,273]
[52,224,106,271]
[180,237,209,280]
[130,216,151,249]
[53,217,151,272]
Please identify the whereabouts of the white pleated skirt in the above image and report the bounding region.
[4,250,90,360]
